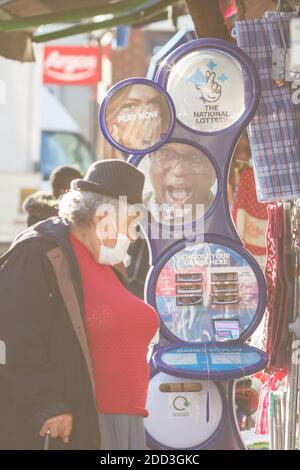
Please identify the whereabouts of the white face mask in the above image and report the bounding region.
[96,221,131,266]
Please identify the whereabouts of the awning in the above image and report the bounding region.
[0,0,183,61]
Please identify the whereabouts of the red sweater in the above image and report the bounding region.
[70,234,160,417]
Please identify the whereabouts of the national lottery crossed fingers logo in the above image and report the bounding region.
[187,59,228,104]
[166,50,245,132]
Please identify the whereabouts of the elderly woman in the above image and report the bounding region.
[0,160,159,450]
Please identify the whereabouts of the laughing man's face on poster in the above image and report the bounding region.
[105,83,171,151]
[139,142,217,224]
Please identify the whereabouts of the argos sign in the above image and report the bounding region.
[43,46,100,86]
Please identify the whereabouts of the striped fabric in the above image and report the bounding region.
[236,12,300,202]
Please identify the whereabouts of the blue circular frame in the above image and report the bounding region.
[145,367,227,451]
[128,137,222,233]
[152,342,269,381]
[155,38,261,137]
[99,77,176,155]
[146,234,267,345]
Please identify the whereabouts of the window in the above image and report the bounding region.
[41,131,93,179]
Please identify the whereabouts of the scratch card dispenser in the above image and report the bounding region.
[175,271,204,306]
[101,38,267,450]
[149,241,264,344]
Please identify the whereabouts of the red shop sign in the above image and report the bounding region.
[43,46,100,86]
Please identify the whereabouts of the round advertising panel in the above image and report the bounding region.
[137,141,218,225]
[100,79,175,153]
[166,50,245,133]
[153,241,262,343]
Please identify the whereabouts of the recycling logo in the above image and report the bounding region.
[171,395,191,417]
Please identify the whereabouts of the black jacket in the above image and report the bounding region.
[0,217,127,450]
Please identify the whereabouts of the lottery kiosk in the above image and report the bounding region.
[99,38,268,450]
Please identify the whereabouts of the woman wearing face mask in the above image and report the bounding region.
[0,160,159,450]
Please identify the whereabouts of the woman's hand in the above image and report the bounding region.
[39,413,73,444]
[110,104,162,150]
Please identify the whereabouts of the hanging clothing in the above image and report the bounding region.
[264,203,294,372]
[255,371,286,435]
[236,12,300,202]
[232,166,268,265]
[219,0,239,35]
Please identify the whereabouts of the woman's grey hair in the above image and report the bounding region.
[59,190,119,228]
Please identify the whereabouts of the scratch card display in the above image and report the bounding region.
[155,242,259,343]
